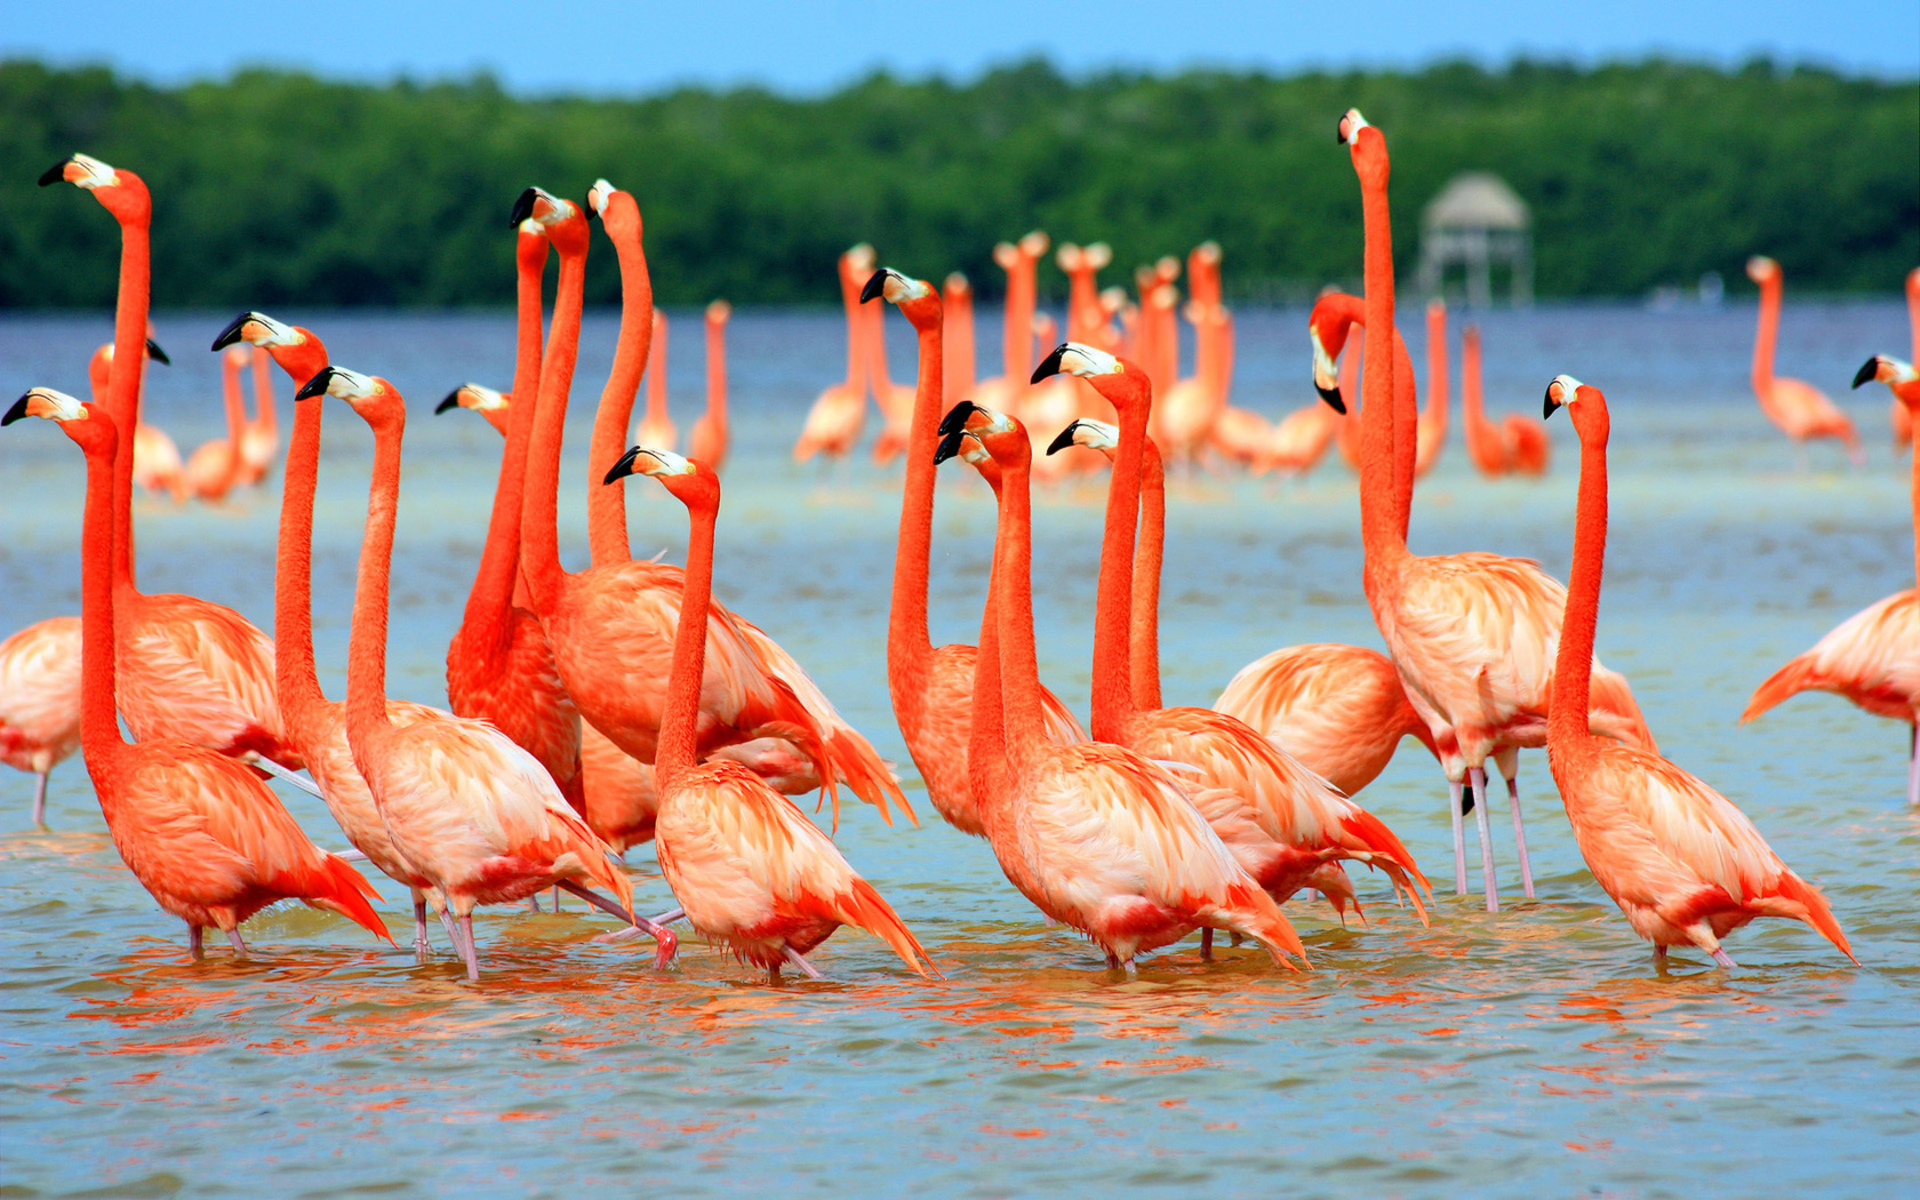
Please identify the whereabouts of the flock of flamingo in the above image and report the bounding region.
[2,112,1913,984]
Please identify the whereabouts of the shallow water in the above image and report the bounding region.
[1,299,1916,1197]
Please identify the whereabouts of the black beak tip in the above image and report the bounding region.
[2,395,31,425]
[144,337,170,365]
[37,161,67,187]
[508,187,538,230]
[1543,386,1559,420]
[582,194,598,221]
[1045,424,1079,456]
[293,366,335,402]
[603,446,643,485]
[859,270,889,304]
[1030,344,1068,385]
[933,426,967,466]
[1315,384,1347,415]
[209,313,250,351]
[937,400,981,438]
[1852,359,1879,390]
[435,390,463,415]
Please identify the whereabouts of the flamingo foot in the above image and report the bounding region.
[1506,774,1536,899]
[525,893,543,914]
[1200,927,1214,961]
[1450,779,1469,895]
[226,928,248,957]
[31,770,48,827]
[1710,947,1738,970]
[456,915,481,981]
[559,881,678,968]
[782,946,822,980]
[1468,766,1500,913]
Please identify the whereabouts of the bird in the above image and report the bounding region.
[794,245,872,463]
[1036,349,1429,928]
[298,364,674,981]
[1542,375,1855,969]
[966,231,1049,421]
[633,309,677,452]
[5,386,390,957]
[88,338,185,501]
[0,616,82,826]
[941,272,977,406]
[1742,354,1920,804]
[236,338,280,485]
[1057,241,1116,349]
[687,300,731,472]
[606,445,934,982]
[1416,300,1449,477]
[1746,255,1864,468]
[41,153,301,772]
[514,187,908,832]
[1330,110,1655,912]
[935,400,1308,970]
[866,266,1084,838]
[211,310,448,956]
[868,286,918,465]
[1459,323,1551,477]
[1888,269,1919,448]
[1258,401,1341,477]
[182,343,250,502]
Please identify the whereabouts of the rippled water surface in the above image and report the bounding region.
[2,300,1916,1197]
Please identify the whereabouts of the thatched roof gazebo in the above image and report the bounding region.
[1416,172,1532,307]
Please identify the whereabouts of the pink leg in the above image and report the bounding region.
[1505,773,1535,899]
[455,914,481,981]
[651,907,686,926]
[1200,928,1214,960]
[782,946,822,979]
[557,880,678,969]
[1710,947,1739,970]
[410,891,431,960]
[1449,779,1468,895]
[1468,766,1499,913]
[226,928,248,957]
[188,925,204,958]
[31,770,49,827]
[1907,725,1918,808]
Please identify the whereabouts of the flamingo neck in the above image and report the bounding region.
[657,498,718,789]
[994,453,1047,767]
[1424,308,1448,423]
[1908,272,1920,364]
[468,239,549,633]
[1357,155,1409,576]
[887,313,945,706]
[79,428,127,762]
[1751,275,1780,395]
[1003,264,1030,384]
[1129,439,1166,713]
[969,496,1009,832]
[521,239,589,610]
[1911,418,1919,590]
[108,218,150,593]
[869,302,898,392]
[346,413,404,741]
[841,265,868,391]
[946,288,975,400]
[704,315,727,428]
[1090,390,1151,742]
[1461,327,1486,424]
[588,223,652,566]
[1550,407,1609,748]
[218,355,246,488]
[252,351,278,435]
[275,393,327,720]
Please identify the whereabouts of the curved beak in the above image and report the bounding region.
[1046,422,1083,456]
[603,446,645,484]
[860,269,889,304]
[1542,385,1558,420]
[2,394,31,425]
[210,313,252,351]
[36,161,67,187]
[1317,382,1346,415]
[294,366,337,402]
[145,337,170,365]
[436,390,463,415]
[1852,358,1880,390]
[508,187,538,229]
[1030,344,1068,384]
[938,399,982,438]
[933,425,971,465]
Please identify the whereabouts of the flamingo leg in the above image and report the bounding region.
[226,928,248,957]
[456,915,481,981]
[650,907,686,926]
[188,925,204,958]
[411,892,432,960]
[557,880,678,968]
[242,752,326,799]
[781,946,822,979]
[1506,773,1535,899]
[1710,947,1738,970]
[1200,928,1214,960]
[1468,766,1500,913]
[31,770,49,826]
[438,909,460,946]
[1449,779,1469,895]
[1908,725,1918,807]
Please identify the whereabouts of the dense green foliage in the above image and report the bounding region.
[1,56,1913,308]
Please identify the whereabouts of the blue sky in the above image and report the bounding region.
[4,1,1915,94]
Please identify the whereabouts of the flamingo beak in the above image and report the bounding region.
[860,270,890,304]
[1542,386,1558,420]
[436,390,463,415]
[508,187,538,229]
[933,426,970,465]
[1852,358,1880,390]
[294,367,337,402]
[1031,344,1068,384]
[1045,422,1082,456]
[938,400,983,438]
[2,395,31,424]
[145,337,170,365]
[210,313,252,351]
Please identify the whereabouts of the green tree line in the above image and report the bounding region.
[0,56,1913,309]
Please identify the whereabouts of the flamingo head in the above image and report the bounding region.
[1854,355,1919,393]
[1543,374,1609,442]
[511,186,589,255]
[958,437,1004,494]
[993,242,1020,272]
[436,382,509,422]
[1337,109,1388,186]
[4,388,113,456]
[1046,417,1118,460]
[39,153,150,224]
[586,178,642,242]
[844,243,876,273]
[1083,242,1113,271]
[1056,243,1083,272]
[1154,255,1181,285]
[295,365,404,429]
[943,272,971,300]
[1194,241,1221,268]
[1018,230,1050,261]
[603,445,720,510]
[1306,299,1352,415]
[934,400,1024,470]
[223,344,253,370]
[211,311,328,384]
[706,299,732,327]
[1745,256,1779,284]
[1031,341,1150,418]
[861,267,940,330]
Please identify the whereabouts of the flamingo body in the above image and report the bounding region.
[1743,591,1920,726]
[0,616,83,821]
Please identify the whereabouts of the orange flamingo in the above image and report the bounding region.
[1416,300,1449,477]
[606,445,933,981]
[869,285,918,465]
[1893,269,1920,449]
[967,231,1049,420]
[5,387,389,956]
[1460,323,1552,477]
[935,400,1307,970]
[1743,355,1920,804]
[88,338,185,501]
[1332,110,1655,911]
[0,616,82,825]
[212,311,447,955]
[1746,255,1864,468]
[1036,351,1429,925]
[866,267,1083,837]
[1057,241,1115,349]
[794,245,872,463]
[687,300,731,472]
[1258,400,1341,476]
[515,188,907,830]
[439,383,513,434]
[236,342,279,485]
[633,309,677,452]
[1543,375,1855,968]
[41,154,299,771]
[942,272,976,405]
[298,365,673,980]
[182,343,250,502]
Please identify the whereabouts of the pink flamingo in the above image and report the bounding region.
[88,339,185,501]
[968,231,1049,420]
[5,386,389,956]
[0,616,82,825]
[182,343,250,502]
[941,273,976,405]
[687,300,731,472]
[606,445,933,981]
[1460,323,1552,477]
[794,245,873,463]
[1743,355,1920,804]
[633,309,677,452]
[236,343,279,485]
[1415,300,1448,477]
[869,284,918,465]
[1543,375,1855,968]
[1746,255,1864,468]
[1893,269,1920,449]
[298,365,673,981]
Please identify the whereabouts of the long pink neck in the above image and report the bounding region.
[704,312,727,429]
[1129,439,1165,712]
[587,210,653,567]
[1549,402,1609,748]
[251,350,277,435]
[1355,152,1409,581]
[108,218,150,592]
[656,496,718,789]
[840,260,868,392]
[1910,410,1919,589]
[869,302,899,393]
[346,410,405,740]
[969,476,1009,828]
[1424,306,1447,422]
[1461,325,1488,425]
[218,354,246,485]
[945,284,975,399]
[522,234,589,610]
[275,390,328,719]
[1090,384,1151,742]
[1004,259,1036,383]
[1752,275,1780,395]
[1907,270,1920,364]
[993,450,1046,768]
[467,236,548,634]
[78,422,126,764]
[887,307,945,710]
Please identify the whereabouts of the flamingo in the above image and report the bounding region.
[967,231,1049,420]
[941,272,976,405]
[1330,110,1656,912]
[1746,255,1864,468]
[0,616,82,825]
[41,154,300,771]
[1035,350,1429,926]
[181,343,250,502]
[5,387,389,956]
[297,365,673,981]
[869,286,918,465]
[515,187,908,830]
[1888,269,1920,448]
[687,300,731,472]
[605,445,933,981]
[866,267,1084,837]
[633,309,677,452]
[935,400,1307,970]
[1460,323,1552,477]
[1542,375,1856,968]
[1743,355,1920,804]
[1258,401,1341,477]
[1415,300,1448,477]
[439,383,513,435]
[237,341,279,485]
[88,339,185,501]
[794,244,872,463]
[211,311,447,955]
[1057,241,1115,349]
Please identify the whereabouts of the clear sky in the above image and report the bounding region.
[5,1,1915,94]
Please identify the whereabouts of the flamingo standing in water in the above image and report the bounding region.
[687,301,731,472]
[182,343,250,503]
[633,310,677,452]
[1892,269,1920,449]
[1330,110,1656,912]
[40,154,300,771]
[866,266,1083,837]
[237,343,279,485]
[298,365,673,980]
[1459,323,1551,477]
[606,445,933,981]
[1743,355,1920,804]
[794,245,873,463]
[0,616,82,825]
[212,310,447,955]
[936,400,1307,970]
[4,387,389,956]
[1542,375,1855,968]
[1746,255,1864,468]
